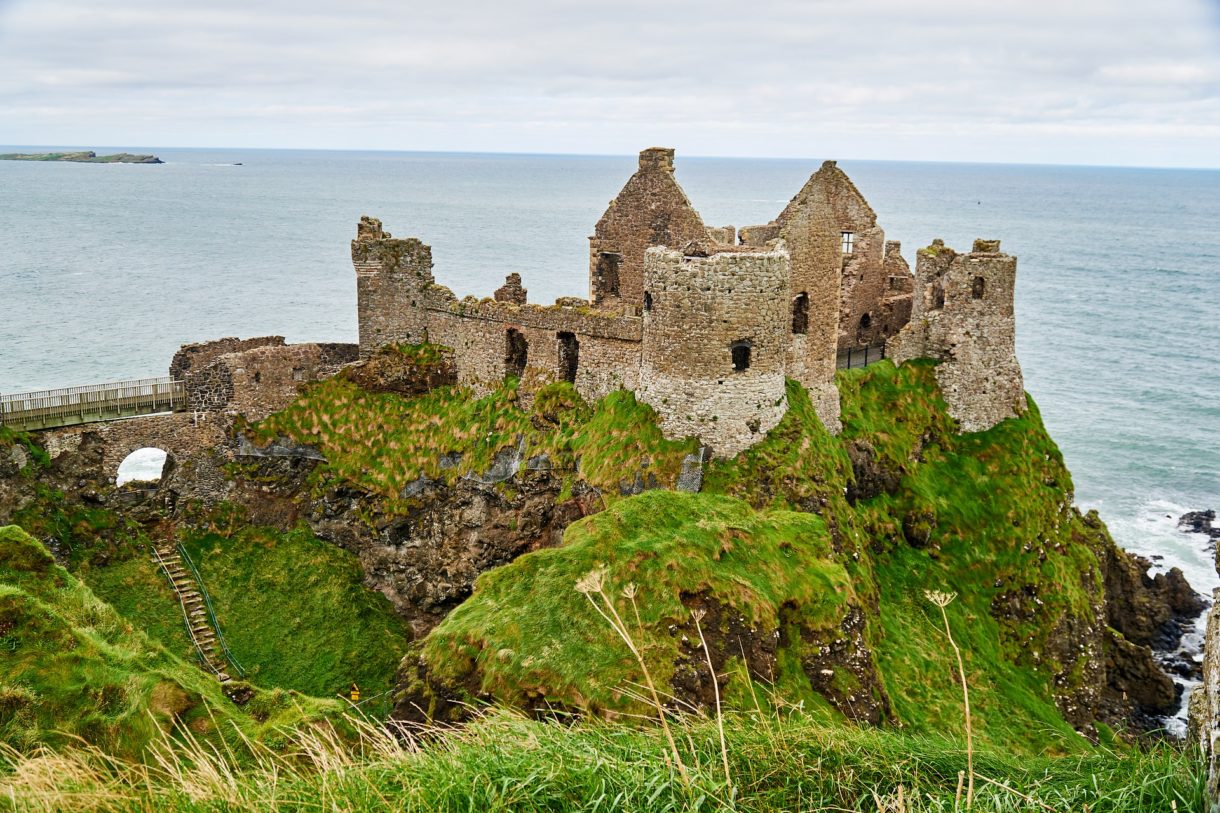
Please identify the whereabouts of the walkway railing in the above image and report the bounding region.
[836,343,887,370]
[0,377,185,431]
[178,543,246,679]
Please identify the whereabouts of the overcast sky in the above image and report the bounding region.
[1,0,1218,167]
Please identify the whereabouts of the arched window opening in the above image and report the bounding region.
[791,293,809,334]
[116,447,168,486]
[859,312,872,330]
[972,276,986,299]
[557,331,579,384]
[505,329,528,380]
[931,280,946,310]
[731,341,752,373]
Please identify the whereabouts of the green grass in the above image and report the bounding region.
[78,553,195,663]
[0,710,1203,811]
[389,359,1145,754]
[178,523,412,718]
[407,491,853,719]
[250,369,697,508]
[0,526,341,759]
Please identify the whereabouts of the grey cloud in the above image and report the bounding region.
[0,0,1217,166]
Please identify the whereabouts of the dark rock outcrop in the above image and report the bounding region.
[339,345,457,396]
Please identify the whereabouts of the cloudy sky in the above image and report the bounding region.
[1,0,1218,167]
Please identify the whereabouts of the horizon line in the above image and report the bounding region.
[3,143,1219,173]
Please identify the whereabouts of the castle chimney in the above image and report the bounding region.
[639,147,675,172]
[356,216,384,241]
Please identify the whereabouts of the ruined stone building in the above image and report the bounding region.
[353,147,1023,456]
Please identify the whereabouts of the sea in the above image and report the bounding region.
[2,147,1218,730]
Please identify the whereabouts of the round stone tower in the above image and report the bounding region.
[637,241,791,458]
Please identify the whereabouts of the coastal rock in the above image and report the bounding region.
[0,151,163,164]
[1179,509,1219,540]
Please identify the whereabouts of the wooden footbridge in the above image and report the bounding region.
[0,377,186,431]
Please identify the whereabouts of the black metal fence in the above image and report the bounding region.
[836,344,887,370]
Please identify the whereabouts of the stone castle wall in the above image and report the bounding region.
[180,338,357,418]
[636,244,790,458]
[351,148,1018,454]
[889,239,1024,432]
[170,335,285,381]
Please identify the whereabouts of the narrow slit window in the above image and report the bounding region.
[841,232,855,254]
[505,329,528,380]
[972,276,986,299]
[791,293,809,334]
[557,331,579,384]
[731,341,752,372]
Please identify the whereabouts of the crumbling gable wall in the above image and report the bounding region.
[889,239,1025,432]
[588,148,710,313]
[352,216,435,355]
[740,161,878,431]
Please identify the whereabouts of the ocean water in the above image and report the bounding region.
[2,147,1218,722]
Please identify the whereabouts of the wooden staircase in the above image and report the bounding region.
[151,542,233,682]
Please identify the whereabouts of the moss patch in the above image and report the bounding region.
[408,492,851,719]
[180,524,411,718]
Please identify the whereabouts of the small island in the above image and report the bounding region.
[0,150,162,164]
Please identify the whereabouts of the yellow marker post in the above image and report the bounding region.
[349,683,360,703]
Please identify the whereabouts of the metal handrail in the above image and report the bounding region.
[0,377,185,429]
[177,543,246,679]
[150,545,226,680]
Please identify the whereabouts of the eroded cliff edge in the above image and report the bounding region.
[0,348,1201,750]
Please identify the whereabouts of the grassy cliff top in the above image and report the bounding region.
[0,525,341,758]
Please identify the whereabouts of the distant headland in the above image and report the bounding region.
[0,150,162,164]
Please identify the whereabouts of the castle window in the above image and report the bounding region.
[859,313,872,330]
[841,232,855,254]
[731,341,752,372]
[557,331,579,384]
[595,252,621,301]
[791,293,809,334]
[972,276,986,299]
[505,329,528,380]
[643,291,653,312]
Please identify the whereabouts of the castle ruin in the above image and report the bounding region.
[353,148,1023,456]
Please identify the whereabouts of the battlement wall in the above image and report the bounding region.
[170,336,285,381]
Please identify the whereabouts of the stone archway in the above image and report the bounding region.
[116,447,169,486]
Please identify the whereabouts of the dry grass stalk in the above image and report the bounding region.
[692,608,732,793]
[576,567,690,784]
[925,589,973,810]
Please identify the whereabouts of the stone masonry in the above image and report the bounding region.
[353,148,1019,455]
[637,243,791,456]
[740,160,914,431]
[889,239,1025,432]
